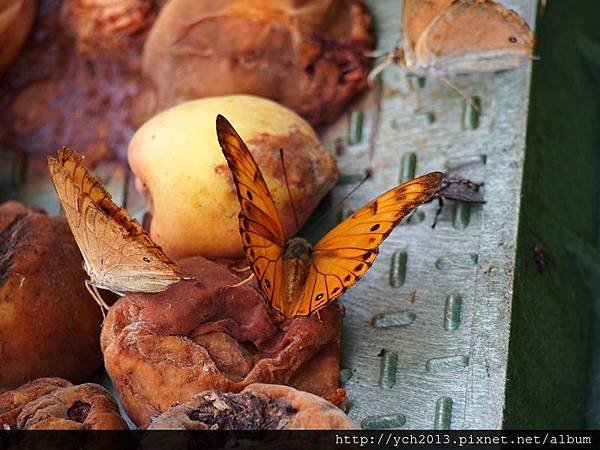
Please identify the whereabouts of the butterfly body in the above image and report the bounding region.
[401,0,534,77]
[217,115,444,318]
[280,237,314,317]
[82,255,179,295]
[48,148,183,302]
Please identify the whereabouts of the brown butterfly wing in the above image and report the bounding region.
[216,115,286,309]
[415,0,534,73]
[48,148,182,293]
[402,0,453,58]
[292,172,445,316]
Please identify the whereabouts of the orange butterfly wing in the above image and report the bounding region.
[48,148,183,294]
[50,148,161,249]
[216,115,287,312]
[293,172,445,316]
[216,115,444,318]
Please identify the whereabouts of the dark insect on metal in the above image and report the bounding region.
[430,175,486,228]
[409,290,417,303]
[532,245,548,273]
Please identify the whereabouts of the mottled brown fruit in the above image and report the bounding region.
[0,0,158,162]
[0,378,71,428]
[0,377,128,429]
[135,0,374,126]
[0,202,103,389]
[128,95,339,259]
[101,256,345,427]
[61,0,156,57]
[0,0,36,75]
[148,384,356,430]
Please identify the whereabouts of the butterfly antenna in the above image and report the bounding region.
[363,49,388,58]
[442,78,480,113]
[367,56,393,85]
[331,170,372,214]
[309,170,372,232]
[279,148,300,234]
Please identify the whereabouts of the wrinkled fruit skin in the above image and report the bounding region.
[147,383,356,430]
[101,256,345,427]
[0,202,103,389]
[61,0,155,57]
[136,0,374,126]
[0,377,128,429]
[0,378,70,428]
[0,0,157,162]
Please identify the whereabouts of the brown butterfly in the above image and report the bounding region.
[370,0,534,80]
[216,115,444,318]
[48,148,184,310]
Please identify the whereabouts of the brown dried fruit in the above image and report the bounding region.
[0,378,71,428]
[0,0,157,162]
[18,384,127,430]
[0,377,128,429]
[60,0,156,57]
[136,0,374,126]
[0,0,36,74]
[0,202,103,389]
[101,256,345,427]
[148,383,356,430]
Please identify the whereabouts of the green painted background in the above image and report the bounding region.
[504,0,600,429]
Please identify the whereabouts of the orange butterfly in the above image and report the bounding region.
[48,148,184,310]
[216,115,444,318]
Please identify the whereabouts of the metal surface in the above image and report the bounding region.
[315,0,537,430]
